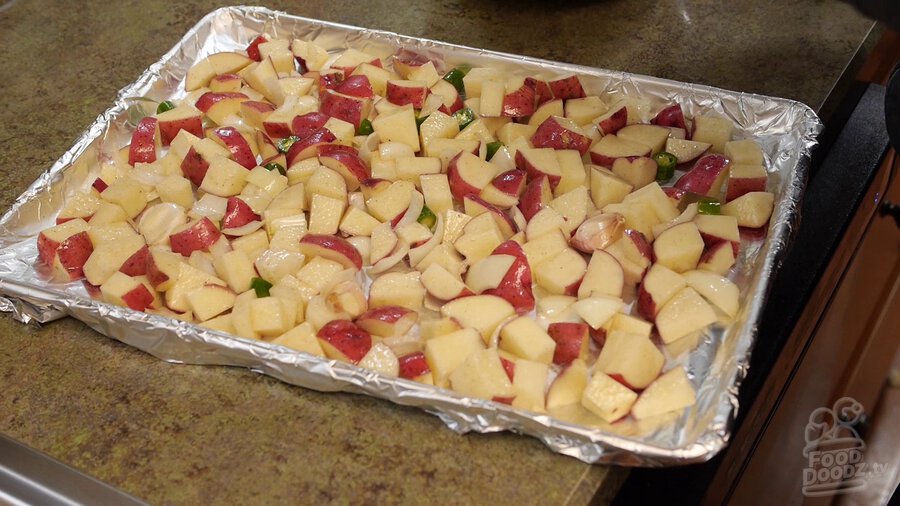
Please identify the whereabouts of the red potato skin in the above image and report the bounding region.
[55,232,93,280]
[739,225,769,241]
[389,210,407,228]
[317,143,359,157]
[169,217,222,257]
[83,281,102,298]
[484,240,535,315]
[158,116,203,147]
[491,169,526,197]
[635,282,658,322]
[502,84,536,118]
[336,74,375,99]
[123,284,155,311]
[547,322,589,366]
[446,152,482,201]
[651,104,689,133]
[213,127,257,169]
[145,253,173,290]
[316,319,372,364]
[319,150,370,188]
[563,278,582,297]
[525,77,554,106]
[92,178,108,193]
[356,306,417,337]
[597,106,627,135]
[222,197,261,231]
[260,153,287,169]
[608,373,641,392]
[317,70,345,100]
[698,240,737,271]
[663,186,687,204]
[291,112,330,139]
[463,195,517,237]
[263,119,294,140]
[392,49,432,74]
[500,357,515,382]
[240,101,276,128]
[531,117,591,155]
[437,94,465,115]
[398,352,431,379]
[257,131,280,160]
[285,128,337,167]
[320,90,370,129]
[726,177,767,202]
[356,305,412,324]
[180,145,211,186]
[119,245,149,277]
[246,35,268,62]
[360,178,391,200]
[387,82,429,108]
[333,58,381,78]
[589,327,607,348]
[294,56,308,75]
[210,73,242,91]
[547,76,586,100]
[698,231,740,257]
[128,117,159,166]
[194,92,249,113]
[517,174,551,221]
[515,151,561,190]
[298,234,364,270]
[626,229,653,262]
[589,152,642,168]
[674,154,730,196]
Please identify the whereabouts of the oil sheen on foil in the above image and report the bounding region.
[0,6,822,465]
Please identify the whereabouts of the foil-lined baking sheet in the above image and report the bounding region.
[0,5,822,465]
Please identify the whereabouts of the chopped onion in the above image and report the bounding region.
[222,220,264,237]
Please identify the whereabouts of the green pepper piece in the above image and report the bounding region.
[452,107,475,130]
[357,118,374,136]
[653,151,678,182]
[417,205,437,229]
[442,65,471,94]
[486,141,503,161]
[697,199,722,215]
[264,162,286,176]
[156,100,175,114]
[251,277,273,298]
[277,136,301,154]
[415,115,429,131]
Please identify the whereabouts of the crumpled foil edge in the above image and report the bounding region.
[0,5,822,466]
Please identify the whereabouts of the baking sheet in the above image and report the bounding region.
[0,5,822,465]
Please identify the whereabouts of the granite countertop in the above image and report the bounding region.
[0,1,876,504]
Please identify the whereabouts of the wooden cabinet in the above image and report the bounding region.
[707,152,899,505]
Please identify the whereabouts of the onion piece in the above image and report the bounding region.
[393,190,425,229]
[369,244,410,274]
[222,220,264,237]
[138,202,188,245]
[408,213,444,267]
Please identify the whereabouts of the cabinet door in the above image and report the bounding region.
[726,154,899,506]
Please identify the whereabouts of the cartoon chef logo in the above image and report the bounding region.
[802,397,869,497]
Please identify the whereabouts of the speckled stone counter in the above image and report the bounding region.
[0,0,876,504]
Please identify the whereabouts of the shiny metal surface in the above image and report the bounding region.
[0,6,822,465]
[0,434,147,506]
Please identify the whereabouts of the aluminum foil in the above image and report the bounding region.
[0,5,822,465]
